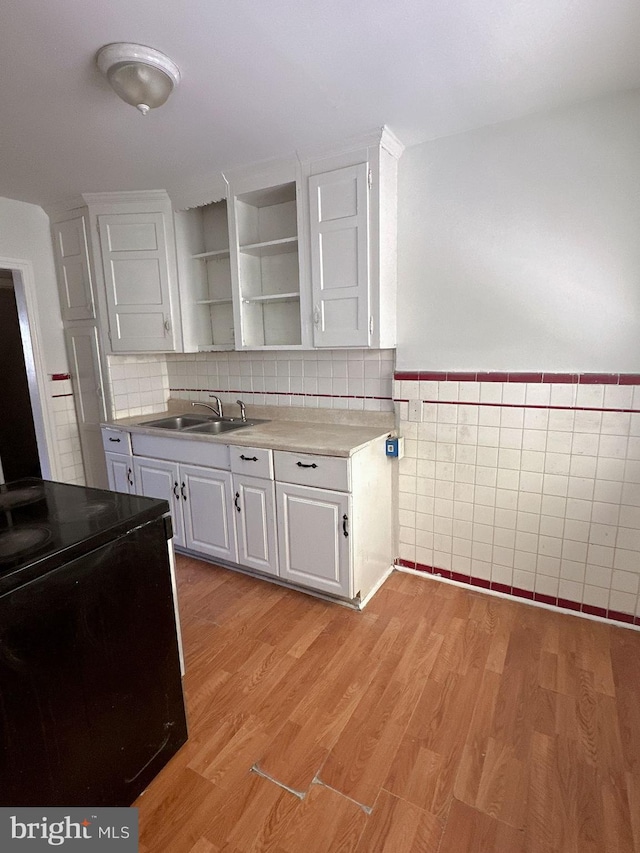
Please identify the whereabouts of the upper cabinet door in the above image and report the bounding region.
[309,163,370,348]
[98,212,177,353]
[52,216,95,321]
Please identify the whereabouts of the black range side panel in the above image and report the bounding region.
[0,516,188,806]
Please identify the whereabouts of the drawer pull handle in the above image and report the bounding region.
[240,455,258,462]
[173,482,180,500]
[234,491,241,512]
[108,437,121,442]
[343,514,349,537]
[181,482,187,501]
[297,462,318,469]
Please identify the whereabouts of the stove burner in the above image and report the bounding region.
[0,526,52,561]
[0,485,46,511]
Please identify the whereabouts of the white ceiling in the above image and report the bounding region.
[2,0,639,207]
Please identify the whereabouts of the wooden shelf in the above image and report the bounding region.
[195,298,233,305]
[239,237,298,257]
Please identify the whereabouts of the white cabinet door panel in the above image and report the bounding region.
[98,212,176,352]
[276,483,351,597]
[234,474,278,576]
[52,216,95,321]
[65,326,108,489]
[133,457,184,547]
[309,163,370,348]
[181,465,237,563]
[105,451,134,494]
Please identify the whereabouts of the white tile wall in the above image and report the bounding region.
[166,350,395,412]
[396,379,640,622]
[107,355,170,418]
[50,378,84,485]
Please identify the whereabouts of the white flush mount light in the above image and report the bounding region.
[96,43,180,115]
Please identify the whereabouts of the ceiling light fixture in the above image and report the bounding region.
[96,43,180,116]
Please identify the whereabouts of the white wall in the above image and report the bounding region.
[396,89,640,372]
[0,197,67,371]
[0,197,84,482]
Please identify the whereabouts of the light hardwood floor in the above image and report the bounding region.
[135,555,640,852]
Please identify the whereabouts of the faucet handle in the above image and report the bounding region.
[236,399,246,422]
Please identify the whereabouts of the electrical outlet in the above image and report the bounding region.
[408,400,423,422]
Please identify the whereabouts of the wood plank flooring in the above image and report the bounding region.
[135,556,640,852]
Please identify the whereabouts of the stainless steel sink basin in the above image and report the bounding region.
[140,414,269,434]
[183,418,267,435]
[141,415,212,430]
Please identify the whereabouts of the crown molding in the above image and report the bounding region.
[81,189,171,206]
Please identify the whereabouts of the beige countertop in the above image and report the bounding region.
[102,403,394,458]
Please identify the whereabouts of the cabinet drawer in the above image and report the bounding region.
[131,433,230,470]
[274,451,349,492]
[230,445,273,479]
[101,428,132,455]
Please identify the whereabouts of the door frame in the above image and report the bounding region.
[0,257,59,480]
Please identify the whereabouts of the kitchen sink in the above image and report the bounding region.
[141,415,212,430]
[183,418,267,435]
[141,414,269,434]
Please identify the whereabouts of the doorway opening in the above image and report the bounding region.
[0,263,54,485]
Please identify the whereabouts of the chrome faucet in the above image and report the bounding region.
[236,399,246,422]
[191,395,223,418]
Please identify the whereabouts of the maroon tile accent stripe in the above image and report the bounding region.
[170,388,393,402]
[51,393,73,399]
[394,371,640,385]
[395,559,640,627]
[394,398,640,415]
[51,373,71,381]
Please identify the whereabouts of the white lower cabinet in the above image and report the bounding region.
[133,456,186,548]
[181,465,237,563]
[103,428,392,605]
[133,456,237,562]
[105,451,135,494]
[233,474,278,577]
[276,482,351,598]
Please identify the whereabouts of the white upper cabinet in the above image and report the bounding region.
[174,199,235,352]
[226,161,311,350]
[304,127,403,349]
[308,162,370,348]
[52,215,95,321]
[98,211,176,353]
[83,191,182,354]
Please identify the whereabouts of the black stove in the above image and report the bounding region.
[0,478,171,593]
[0,478,187,807]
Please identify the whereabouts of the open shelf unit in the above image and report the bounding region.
[175,200,235,351]
[233,181,302,348]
